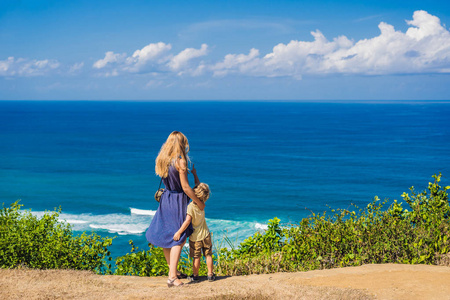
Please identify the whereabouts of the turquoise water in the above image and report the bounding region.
[1,100,449,257]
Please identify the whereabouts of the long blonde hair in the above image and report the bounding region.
[155,131,190,177]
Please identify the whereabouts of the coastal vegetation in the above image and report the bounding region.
[1,174,449,277]
[216,174,450,275]
[0,202,113,274]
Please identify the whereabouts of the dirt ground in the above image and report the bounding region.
[1,264,450,299]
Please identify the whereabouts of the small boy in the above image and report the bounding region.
[173,168,214,282]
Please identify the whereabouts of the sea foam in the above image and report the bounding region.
[255,223,269,230]
[30,207,269,244]
[129,207,156,216]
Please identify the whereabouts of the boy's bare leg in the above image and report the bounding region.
[192,257,201,276]
[206,255,214,275]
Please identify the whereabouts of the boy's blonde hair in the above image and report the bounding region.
[155,131,190,178]
[194,183,210,202]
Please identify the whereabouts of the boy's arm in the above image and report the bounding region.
[191,164,200,186]
[173,215,192,241]
[179,160,205,211]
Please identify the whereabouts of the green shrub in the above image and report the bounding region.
[114,240,213,276]
[114,241,170,276]
[216,174,450,275]
[0,201,113,274]
[2,174,449,278]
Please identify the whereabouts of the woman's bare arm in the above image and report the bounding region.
[178,159,205,211]
[173,215,192,241]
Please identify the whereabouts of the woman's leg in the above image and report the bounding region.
[177,239,187,276]
[169,245,183,280]
[163,248,171,270]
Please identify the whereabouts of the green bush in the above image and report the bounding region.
[0,201,113,274]
[114,240,212,276]
[216,174,450,275]
[114,241,170,276]
[2,174,449,278]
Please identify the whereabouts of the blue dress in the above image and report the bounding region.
[146,165,193,248]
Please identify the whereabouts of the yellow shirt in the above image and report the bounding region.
[187,202,209,242]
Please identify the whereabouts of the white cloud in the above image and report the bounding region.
[168,44,208,73]
[93,42,174,75]
[124,42,172,73]
[0,57,14,75]
[3,10,448,82]
[406,10,445,40]
[69,62,84,73]
[92,42,172,75]
[0,56,60,77]
[212,48,260,77]
[92,42,210,76]
[191,63,207,77]
[212,10,450,78]
[93,51,126,69]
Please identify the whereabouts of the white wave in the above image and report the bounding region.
[130,207,156,216]
[89,224,146,235]
[65,219,88,224]
[255,223,268,230]
[30,210,152,235]
[29,209,271,246]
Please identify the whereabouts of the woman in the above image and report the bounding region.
[146,131,205,287]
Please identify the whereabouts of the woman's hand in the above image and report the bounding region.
[174,215,192,242]
[173,231,181,241]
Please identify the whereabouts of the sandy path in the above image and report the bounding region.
[1,264,449,299]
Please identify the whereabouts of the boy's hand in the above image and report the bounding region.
[173,231,181,241]
[191,164,197,175]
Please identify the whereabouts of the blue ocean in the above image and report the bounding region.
[1,101,449,258]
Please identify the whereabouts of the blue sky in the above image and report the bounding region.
[1,0,450,100]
